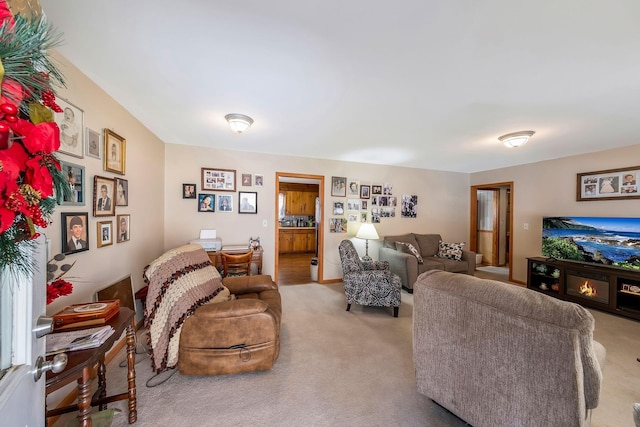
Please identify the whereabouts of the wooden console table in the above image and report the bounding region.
[46,307,137,426]
[207,246,263,275]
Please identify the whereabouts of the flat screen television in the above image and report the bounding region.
[542,216,640,271]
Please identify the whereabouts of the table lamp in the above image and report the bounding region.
[356,223,379,261]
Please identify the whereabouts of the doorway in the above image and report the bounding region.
[469,182,513,282]
[275,173,324,285]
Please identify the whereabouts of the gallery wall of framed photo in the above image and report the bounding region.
[186,169,261,215]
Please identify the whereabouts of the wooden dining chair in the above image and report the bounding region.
[221,250,253,277]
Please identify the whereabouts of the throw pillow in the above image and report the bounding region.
[437,241,465,261]
[395,241,424,264]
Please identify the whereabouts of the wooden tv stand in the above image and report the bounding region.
[527,257,640,321]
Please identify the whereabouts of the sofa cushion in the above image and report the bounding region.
[383,233,418,250]
[437,241,465,261]
[413,234,442,257]
[395,241,424,263]
[424,256,467,273]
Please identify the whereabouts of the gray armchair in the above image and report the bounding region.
[338,240,401,317]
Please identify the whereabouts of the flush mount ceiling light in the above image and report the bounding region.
[225,113,254,133]
[499,130,535,148]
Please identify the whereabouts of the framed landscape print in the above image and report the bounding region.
[97,221,113,248]
[201,167,236,192]
[104,128,126,175]
[116,214,130,243]
[54,98,84,158]
[60,160,85,206]
[93,175,116,217]
[61,212,89,255]
[85,128,101,159]
[238,191,257,214]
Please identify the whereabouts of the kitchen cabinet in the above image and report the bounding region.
[279,228,316,254]
[284,191,316,216]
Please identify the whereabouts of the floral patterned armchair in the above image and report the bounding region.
[338,240,402,317]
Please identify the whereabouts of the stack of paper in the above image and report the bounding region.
[46,325,115,356]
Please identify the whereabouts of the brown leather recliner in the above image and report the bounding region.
[179,274,282,376]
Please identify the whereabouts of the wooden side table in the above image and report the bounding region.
[46,307,137,426]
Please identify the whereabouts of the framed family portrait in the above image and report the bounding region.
[61,212,89,255]
[239,191,257,214]
[104,129,126,175]
[218,194,233,212]
[97,221,113,248]
[115,178,128,207]
[54,98,84,158]
[372,185,382,195]
[60,160,85,206]
[331,176,347,197]
[577,166,640,201]
[201,167,236,192]
[116,214,130,243]
[93,175,116,217]
[183,183,196,199]
[85,128,101,159]
[198,193,215,212]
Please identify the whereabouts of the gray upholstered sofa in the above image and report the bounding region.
[413,270,606,427]
[378,233,475,292]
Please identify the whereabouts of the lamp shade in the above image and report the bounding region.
[356,223,379,240]
[225,113,254,133]
[499,130,535,148]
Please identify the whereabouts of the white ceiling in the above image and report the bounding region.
[40,1,640,173]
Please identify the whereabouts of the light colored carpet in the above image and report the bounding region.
[58,277,640,427]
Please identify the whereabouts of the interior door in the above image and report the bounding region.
[0,235,49,426]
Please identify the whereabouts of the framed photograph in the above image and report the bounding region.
[115,178,128,207]
[198,193,215,212]
[331,176,347,197]
[361,200,368,210]
[60,160,85,206]
[85,128,101,159]
[116,214,130,243]
[54,98,84,158]
[218,194,233,212]
[254,174,264,187]
[577,166,640,201]
[333,201,344,215]
[238,191,257,214]
[103,129,126,175]
[371,185,382,195]
[201,167,235,192]
[360,185,370,199]
[93,175,116,217]
[347,199,361,211]
[183,183,196,199]
[401,195,418,218]
[241,174,252,186]
[329,218,347,233]
[97,221,113,248]
[348,180,359,196]
[383,183,393,195]
[61,212,89,254]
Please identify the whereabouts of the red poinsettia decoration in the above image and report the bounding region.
[47,278,73,304]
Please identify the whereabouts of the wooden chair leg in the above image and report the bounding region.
[346,303,351,312]
[393,306,399,317]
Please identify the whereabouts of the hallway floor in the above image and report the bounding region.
[277,253,316,285]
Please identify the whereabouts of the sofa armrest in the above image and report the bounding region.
[194,298,268,319]
[379,247,417,289]
[461,250,476,275]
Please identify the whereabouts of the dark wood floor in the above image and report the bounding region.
[278,253,316,285]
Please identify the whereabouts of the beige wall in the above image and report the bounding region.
[471,144,640,284]
[164,144,471,280]
[45,52,165,316]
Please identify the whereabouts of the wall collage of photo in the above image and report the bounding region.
[56,98,131,254]
[329,176,418,233]
[183,169,262,215]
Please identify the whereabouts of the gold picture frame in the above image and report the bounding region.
[97,221,113,248]
[104,129,126,175]
[93,175,116,217]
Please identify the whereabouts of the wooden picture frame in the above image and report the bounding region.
[183,183,196,199]
[218,194,233,212]
[115,178,128,207]
[93,175,116,217]
[577,166,640,201]
[116,214,130,243]
[103,129,126,175]
[97,221,113,248]
[201,167,236,192]
[372,185,382,195]
[61,212,89,254]
[198,193,215,212]
[241,173,252,186]
[54,98,84,158]
[331,176,347,197]
[238,191,257,214]
[85,128,101,159]
[60,160,85,206]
